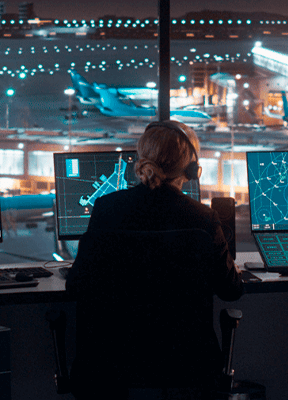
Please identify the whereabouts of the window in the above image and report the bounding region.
[0,150,24,175]
[223,160,247,186]
[28,151,54,176]
[199,158,218,185]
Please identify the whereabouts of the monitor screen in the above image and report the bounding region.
[246,151,288,232]
[54,150,201,240]
[0,203,2,243]
[54,151,139,240]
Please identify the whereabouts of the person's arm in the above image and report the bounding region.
[65,231,96,296]
[210,210,244,301]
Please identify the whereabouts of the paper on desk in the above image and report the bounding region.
[253,272,281,281]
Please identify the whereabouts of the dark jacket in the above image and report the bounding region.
[80,182,242,301]
[66,183,243,399]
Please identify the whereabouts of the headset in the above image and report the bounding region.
[145,120,202,181]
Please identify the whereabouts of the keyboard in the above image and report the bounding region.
[0,266,53,278]
[0,272,39,289]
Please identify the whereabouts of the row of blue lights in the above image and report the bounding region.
[1,43,156,55]
[0,51,252,77]
[0,18,287,26]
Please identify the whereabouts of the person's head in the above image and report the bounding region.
[135,120,201,190]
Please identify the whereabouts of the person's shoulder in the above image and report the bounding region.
[96,184,145,203]
[176,189,214,214]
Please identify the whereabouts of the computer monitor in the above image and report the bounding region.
[247,151,288,232]
[0,203,2,243]
[54,150,200,240]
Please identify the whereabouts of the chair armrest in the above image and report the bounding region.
[219,308,243,391]
[46,309,71,394]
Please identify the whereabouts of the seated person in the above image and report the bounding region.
[66,120,243,399]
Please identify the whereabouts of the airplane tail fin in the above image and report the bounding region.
[70,71,99,100]
[281,91,288,119]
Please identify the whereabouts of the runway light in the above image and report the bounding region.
[178,75,187,82]
[18,72,26,79]
[6,88,15,97]
[146,82,156,88]
[64,88,75,96]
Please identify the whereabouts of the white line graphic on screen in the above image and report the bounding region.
[79,154,127,207]
[248,152,288,228]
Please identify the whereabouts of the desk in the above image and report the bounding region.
[0,262,72,305]
[1,255,288,400]
[236,252,288,293]
[1,253,288,301]
[0,262,75,400]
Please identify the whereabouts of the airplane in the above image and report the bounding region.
[69,71,213,125]
[1,193,55,229]
[70,71,156,118]
[264,91,288,125]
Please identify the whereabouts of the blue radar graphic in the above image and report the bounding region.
[247,152,288,229]
[79,157,127,207]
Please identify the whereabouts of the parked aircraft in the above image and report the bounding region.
[1,194,55,230]
[264,91,288,124]
[69,71,213,125]
[70,71,156,118]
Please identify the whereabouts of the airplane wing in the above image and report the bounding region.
[264,107,284,120]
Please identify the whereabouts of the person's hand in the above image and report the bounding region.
[234,263,242,275]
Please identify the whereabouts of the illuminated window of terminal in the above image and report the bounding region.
[223,160,247,187]
[199,158,218,185]
[28,151,54,177]
[0,150,24,175]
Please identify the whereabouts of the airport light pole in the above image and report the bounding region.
[64,88,75,150]
[5,88,15,129]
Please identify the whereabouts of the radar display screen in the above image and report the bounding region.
[247,151,288,232]
[54,151,139,240]
[54,150,201,240]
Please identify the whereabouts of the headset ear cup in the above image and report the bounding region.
[185,161,199,180]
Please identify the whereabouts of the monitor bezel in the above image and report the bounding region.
[0,203,2,243]
[246,150,288,233]
[246,150,288,275]
[54,150,138,241]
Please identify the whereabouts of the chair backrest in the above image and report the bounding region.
[69,228,217,390]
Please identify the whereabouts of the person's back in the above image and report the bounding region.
[66,120,243,399]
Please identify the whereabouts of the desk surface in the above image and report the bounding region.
[0,261,70,305]
[0,253,288,304]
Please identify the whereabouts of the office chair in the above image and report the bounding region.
[46,229,265,399]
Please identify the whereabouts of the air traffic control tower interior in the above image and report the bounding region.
[1,0,288,399]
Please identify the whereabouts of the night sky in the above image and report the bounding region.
[5,0,288,19]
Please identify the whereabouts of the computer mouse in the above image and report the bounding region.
[15,271,34,282]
